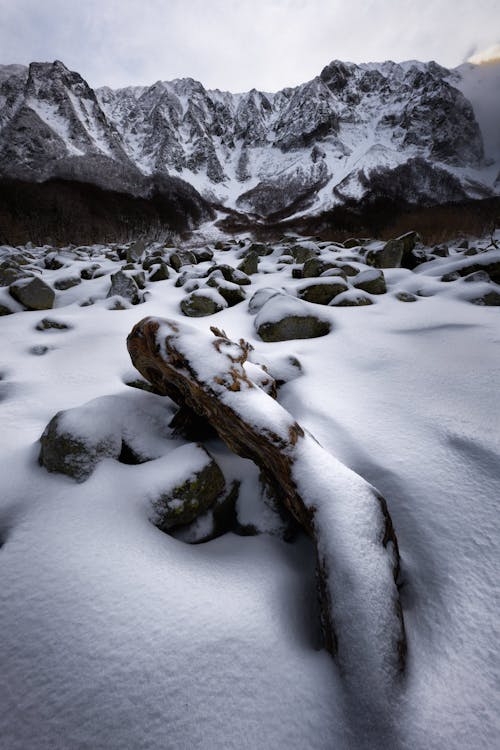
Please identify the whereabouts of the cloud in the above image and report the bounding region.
[1,0,499,90]
[468,43,500,64]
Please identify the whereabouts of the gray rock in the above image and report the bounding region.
[255,295,331,341]
[297,279,348,305]
[353,269,387,295]
[237,251,259,275]
[330,292,373,306]
[9,276,55,310]
[127,239,146,263]
[150,445,226,531]
[0,303,14,316]
[39,410,120,482]
[0,262,31,287]
[168,250,197,271]
[148,262,170,282]
[191,247,214,263]
[395,291,418,302]
[107,270,141,304]
[302,257,337,278]
[180,290,226,317]
[35,317,72,331]
[366,231,421,269]
[470,290,500,306]
[54,276,81,290]
[206,277,246,307]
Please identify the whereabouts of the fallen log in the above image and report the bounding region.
[127,316,406,692]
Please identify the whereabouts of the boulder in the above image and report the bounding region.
[180,289,227,317]
[126,239,146,263]
[9,276,55,310]
[248,287,282,314]
[366,231,421,269]
[0,303,14,316]
[470,290,500,306]
[353,269,387,295]
[54,276,82,290]
[107,270,141,305]
[191,247,214,263]
[206,277,246,307]
[150,444,226,531]
[302,257,337,278]
[168,250,197,271]
[330,291,373,306]
[39,409,120,482]
[148,262,170,282]
[212,264,251,285]
[255,294,331,341]
[248,242,273,256]
[297,278,348,305]
[0,262,31,287]
[237,251,259,275]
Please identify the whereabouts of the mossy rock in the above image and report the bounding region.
[237,251,259,275]
[257,315,331,342]
[212,264,251,285]
[0,263,31,287]
[470,290,500,306]
[395,291,418,302]
[148,262,170,282]
[168,250,197,271]
[192,247,214,263]
[151,446,226,531]
[366,231,421,269]
[302,257,338,278]
[54,276,82,290]
[288,245,319,263]
[248,242,273,257]
[39,410,120,482]
[207,277,246,307]
[331,292,373,307]
[297,279,348,305]
[353,269,387,295]
[9,277,55,310]
[180,291,226,317]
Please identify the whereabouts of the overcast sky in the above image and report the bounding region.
[1,0,499,91]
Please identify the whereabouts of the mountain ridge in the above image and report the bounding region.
[0,57,499,226]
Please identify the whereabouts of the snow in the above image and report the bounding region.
[0,234,499,748]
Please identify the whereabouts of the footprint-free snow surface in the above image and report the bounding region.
[0,230,499,749]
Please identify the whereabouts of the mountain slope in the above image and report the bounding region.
[0,58,499,223]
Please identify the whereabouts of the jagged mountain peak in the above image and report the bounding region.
[0,56,498,221]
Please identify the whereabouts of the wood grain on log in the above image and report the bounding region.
[127,316,406,690]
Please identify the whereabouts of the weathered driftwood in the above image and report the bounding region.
[127,316,406,690]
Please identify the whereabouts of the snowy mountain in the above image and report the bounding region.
[0,58,499,222]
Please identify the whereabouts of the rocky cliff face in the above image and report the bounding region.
[0,58,498,222]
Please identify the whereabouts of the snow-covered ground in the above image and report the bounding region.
[0,230,499,749]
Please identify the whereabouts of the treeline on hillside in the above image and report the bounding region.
[0,178,213,246]
[219,196,500,245]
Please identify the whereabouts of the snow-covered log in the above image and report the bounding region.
[127,316,406,688]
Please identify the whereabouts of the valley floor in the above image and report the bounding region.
[0,230,499,749]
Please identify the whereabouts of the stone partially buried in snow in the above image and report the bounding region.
[297,278,348,305]
[353,269,387,295]
[366,231,421,269]
[107,270,141,305]
[150,444,226,531]
[39,409,121,482]
[180,288,228,317]
[255,293,331,341]
[9,276,55,310]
